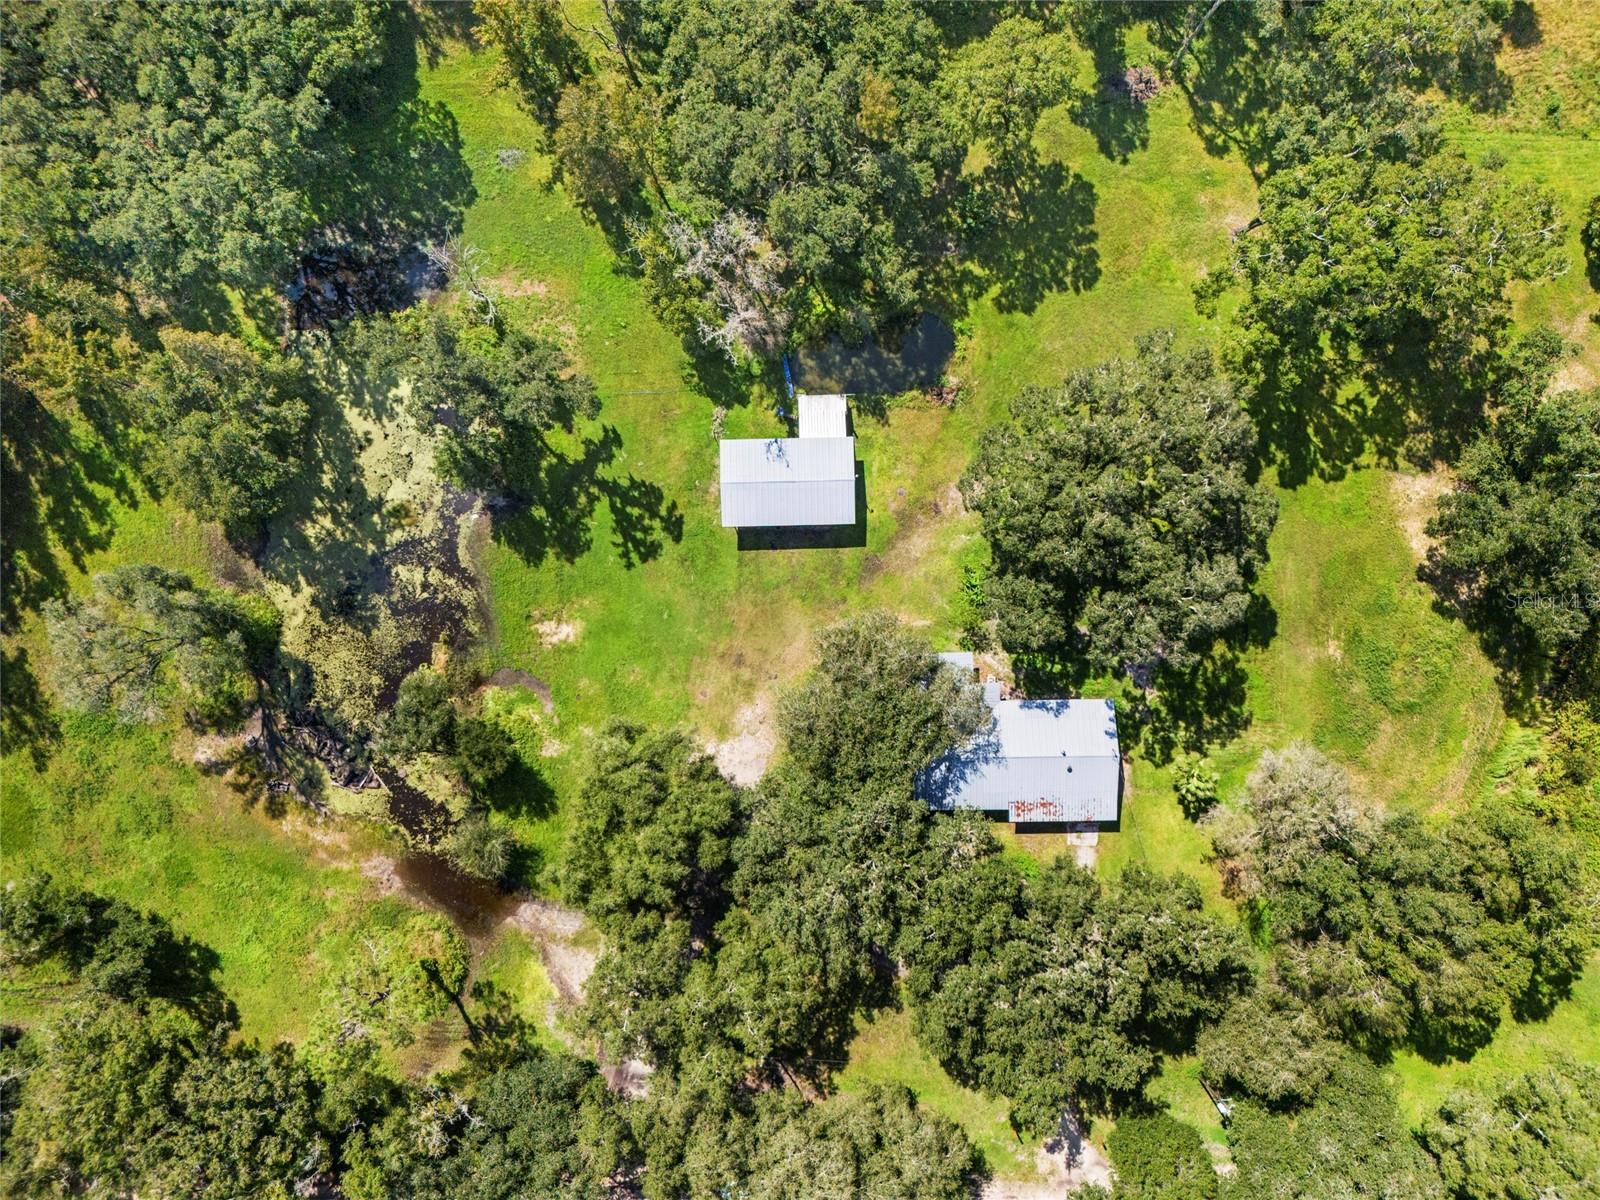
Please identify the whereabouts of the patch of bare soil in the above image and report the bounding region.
[510,900,596,1002]
[984,1114,1113,1199]
[1551,311,1600,393]
[492,273,550,299]
[534,616,582,646]
[863,482,966,586]
[707,695,777,786]
[1389,469,1452,562]
[601,1059,653,1098]
[360,854,403,896]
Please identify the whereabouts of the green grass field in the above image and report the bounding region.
[835,1008,1035,1178]
[1,709,409,1043]
[1387,953,1600,1126]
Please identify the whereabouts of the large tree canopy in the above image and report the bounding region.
[1427,353,1600,689]
[1422,1064,1600,1200]
[135,330,311,534]
[351,1052,633,1200]
[1210,744,1595,1055]
[739,1086,978,1200]
[0,0,387,294]
[938,15,1072,187]
[904,819,1252,1132]
[963,330,1276,678]
[778,610,986,797]
[1220,150,1565,413]
[0,996,328,1200]
[1225,1054,1445,1200]
[42,564,272,726]
[636,0,961,335]
[564,721,740,929]
[1105,1112,1217,1200]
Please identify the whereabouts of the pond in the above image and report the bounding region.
[792,311,955,396]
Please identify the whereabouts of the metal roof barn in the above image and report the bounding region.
[719,436,857,528]
[917,697,1121,824]
[798,394,849,439]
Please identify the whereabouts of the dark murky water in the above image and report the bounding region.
[793,311,956,396]
[392,851,522,942]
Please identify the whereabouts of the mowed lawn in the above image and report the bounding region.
[1386,953,1600,1127]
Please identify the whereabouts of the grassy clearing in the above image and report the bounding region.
[1096,759,1234,915]
[1474,0,1600,135]
[834,1007,1034,1179]
[1386,953,1600,1127]
[418,48,1260,878]
[1146,1055,1228,1148]
[421,46,1003,851]
[1,712,408,1043]
[958,92,1256,408]
[1220,468,1505,816]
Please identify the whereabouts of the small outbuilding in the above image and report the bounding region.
[719,395,857,529]
[917,695,1121,824]
[797,393,849,439]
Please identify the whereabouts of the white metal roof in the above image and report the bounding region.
[719,436,857,527]
[798,394,848,439]
[917,698,1121,823]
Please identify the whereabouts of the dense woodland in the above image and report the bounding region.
[2,1,1598,1198]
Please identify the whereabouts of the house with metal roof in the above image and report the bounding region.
[917,692,1121,825]
[719,394,857,529]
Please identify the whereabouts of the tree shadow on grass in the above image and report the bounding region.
[319,11,476,248]
[1070,85,1151,165]
[1062,7,1149,163]
[1129,651,1254,766]
[1,646,61,769]
[1244,350,1407,487]
[410,0,481,67]
[1166,9,1281,176]
[491,424,683,569]
[1009,593,1271,764]
[483,753,557,822]
[1,401,130,631]
[963,159,1100,316]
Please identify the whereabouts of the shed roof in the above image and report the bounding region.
[917,698,1120,824]
[719,436,856,527]
[798,394,848,439]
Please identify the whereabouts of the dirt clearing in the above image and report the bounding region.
[1389,469,1451,562]
[707,694,778,786]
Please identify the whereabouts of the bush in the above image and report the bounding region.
[1173,753,1220,819]
[1107,1112,1217,1200]
[384,667,456,760]
[445,816,517,883]
[455,717,515,790]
